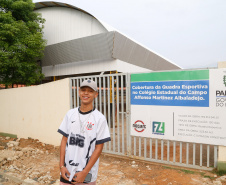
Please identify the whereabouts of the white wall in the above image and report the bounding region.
[0,78,70,146]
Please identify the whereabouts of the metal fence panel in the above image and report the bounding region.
[70,73,218,171]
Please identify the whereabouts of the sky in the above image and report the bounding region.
[34,0,226,69]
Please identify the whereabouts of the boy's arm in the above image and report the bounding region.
[72,143,104,184]
[60,136,70,181]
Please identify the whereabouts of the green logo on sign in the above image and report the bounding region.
[152,122,165,135]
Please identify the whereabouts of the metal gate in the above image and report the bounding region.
[70,73,218,171]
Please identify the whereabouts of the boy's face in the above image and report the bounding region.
[79,86,98,105]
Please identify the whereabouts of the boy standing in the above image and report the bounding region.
[58,79,111,184]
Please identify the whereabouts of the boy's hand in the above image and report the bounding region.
[61,166,70,181]
[72,171,87,184]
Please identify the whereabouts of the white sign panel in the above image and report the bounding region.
[130,69,226,146]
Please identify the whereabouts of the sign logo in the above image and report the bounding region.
[152,122,165,135]
[216,74,226,107]
[133,120,146,132]
[223,75,226,87]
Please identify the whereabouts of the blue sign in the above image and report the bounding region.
[131,80,209,107]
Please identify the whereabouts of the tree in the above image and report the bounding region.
[0,0,46,88]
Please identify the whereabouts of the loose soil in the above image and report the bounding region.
[0,136,225,185]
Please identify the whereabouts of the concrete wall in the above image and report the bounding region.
[0,78,70,146]
[218,61,226,68]
[218,147,226,171]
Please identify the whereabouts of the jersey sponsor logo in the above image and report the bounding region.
[69,160,79,166]
[71,121,75,123]
[86,121,94,130]
[69,133,85,148]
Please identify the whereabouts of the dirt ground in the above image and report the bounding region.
[0,136,226,185]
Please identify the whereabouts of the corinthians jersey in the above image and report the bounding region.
[58,107,111,183]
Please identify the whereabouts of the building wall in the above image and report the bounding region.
[0,78,70,146]
[35,7,108,45]
[42,59,151,77]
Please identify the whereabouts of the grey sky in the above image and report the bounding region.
[34,0,226,69]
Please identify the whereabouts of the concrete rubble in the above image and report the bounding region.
[0,135,226,185]
[0,137,58,185]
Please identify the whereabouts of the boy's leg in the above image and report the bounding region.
[60,181,96,185]
[60,182,70,185]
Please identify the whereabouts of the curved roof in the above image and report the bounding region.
[34,2,108,45]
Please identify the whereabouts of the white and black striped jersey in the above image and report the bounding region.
[58,107,111,183]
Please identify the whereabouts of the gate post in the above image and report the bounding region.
[126,73,132,156]
[69,78,73,109]
[217,61,226,171]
